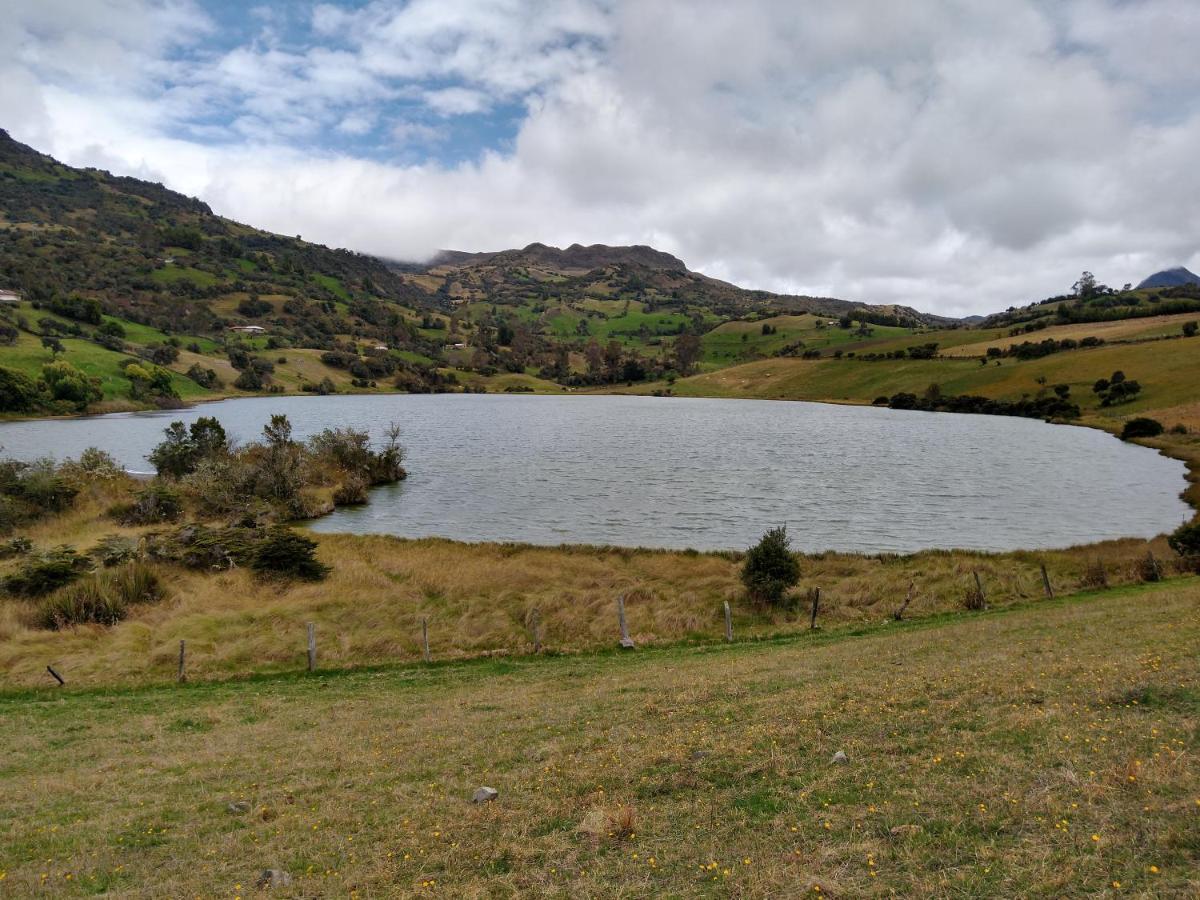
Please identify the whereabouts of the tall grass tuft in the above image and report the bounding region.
[34,561,166,630]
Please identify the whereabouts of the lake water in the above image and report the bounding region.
[0,394,1190,553]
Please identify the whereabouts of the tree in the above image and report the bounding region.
[41,335,65,356]
[40,361,101,409]
[674,333,702,374]
[0,365,40,412]
[1183,320,1198,338]
[1072,271,1098,300]
[741,526,801,606]
[148,417,229,478]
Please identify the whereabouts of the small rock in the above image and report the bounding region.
[830,750,849,765]
[619,637,636,650]
[472,786,498,803]
[256,869,292,889]
[889,824,924,836]
[227,801,251,814]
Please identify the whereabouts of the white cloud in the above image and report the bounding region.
[2,0,1200,316]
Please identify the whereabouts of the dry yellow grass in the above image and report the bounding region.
[939,313,1200,357]
[1,578,1197,896]
[1,501,1189,688]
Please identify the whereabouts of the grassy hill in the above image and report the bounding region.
[2,577,1197,896]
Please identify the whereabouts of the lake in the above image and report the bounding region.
[0,394,1190,553]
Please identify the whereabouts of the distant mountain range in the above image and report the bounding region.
[1137,266,1200,289]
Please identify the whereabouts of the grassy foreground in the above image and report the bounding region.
[2,578,1198,897]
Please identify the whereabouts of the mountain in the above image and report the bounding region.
[0,130,960,411]
[1137,266,1200,289]
[404,242,950,328]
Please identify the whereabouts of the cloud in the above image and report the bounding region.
[2,0,1200,316]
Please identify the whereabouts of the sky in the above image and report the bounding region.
[2,1,1199,317]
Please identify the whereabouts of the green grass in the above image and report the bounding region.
[0,579,1196,896]
[700,315,915,367]
[312,274,350,301]
[665,336,1200,423]
[150,265,220,288]
[2,332,209,402]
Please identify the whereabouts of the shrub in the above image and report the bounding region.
[41,360,102,409]
[1120,417,1164,440]
[148,418,229,478]
[3,546,88,597]
[740,526,800,606]
[0,366,41,412]
[35,577,123,629]
[0,536,33,558]
[89,534,139,567]
[110,483,183,525]
[333,473,369,506]
[1079,559,1109,590]
[34,561,164,629]
[1183,320,1198,338]
[1168,520,1200,558]
[250,528,329,580]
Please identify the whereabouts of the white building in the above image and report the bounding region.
[0,289,21,305]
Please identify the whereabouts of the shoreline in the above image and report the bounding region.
[1,388,1195,556]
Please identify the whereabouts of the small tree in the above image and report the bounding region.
[1120,417,1163,440]
[741,526,800,606]
[1183,320,1198,338]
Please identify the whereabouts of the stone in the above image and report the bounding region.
[619,637,636,650]
[256,869,292,889]
[472,786,499,803]
[830,750,849,765]
[227,801,251,814]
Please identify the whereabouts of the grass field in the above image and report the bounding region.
[1,578,1197,897]
[1,471,1190,688]
[654,336,1200,428]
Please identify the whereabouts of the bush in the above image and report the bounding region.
[250,528,329,580]
[0,366,41,412]
[41,360,103,409]
[333,473,368,506]
[89,534,139,567]
[110,483,183,525]
[1168,520,1200,558]
[0,536,33,558]
[34,561,165,629]
[740,526,800,605]
[1120,417,1164,440]
[3,546,88,597]
[35,577,124,629]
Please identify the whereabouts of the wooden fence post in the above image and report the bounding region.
[177,640,186,684]
[723,601,733,642]
[421,617,432,662]
[46,665,65,686]
[973,571,986,607]
[894,582,914,621]
[306,623,316,673]
[617,595,635,649]
[1040,564,1054,599]
[809,587,821,630]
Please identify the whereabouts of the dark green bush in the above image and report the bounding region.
[1120,417,1164,440]
[740,526,800,606]
[1168,520,1200,558]
[251,528,329,580]
[89,534,139,567]
[3,546,88,597]
[0,536,33,558]
[110,483,183,525]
